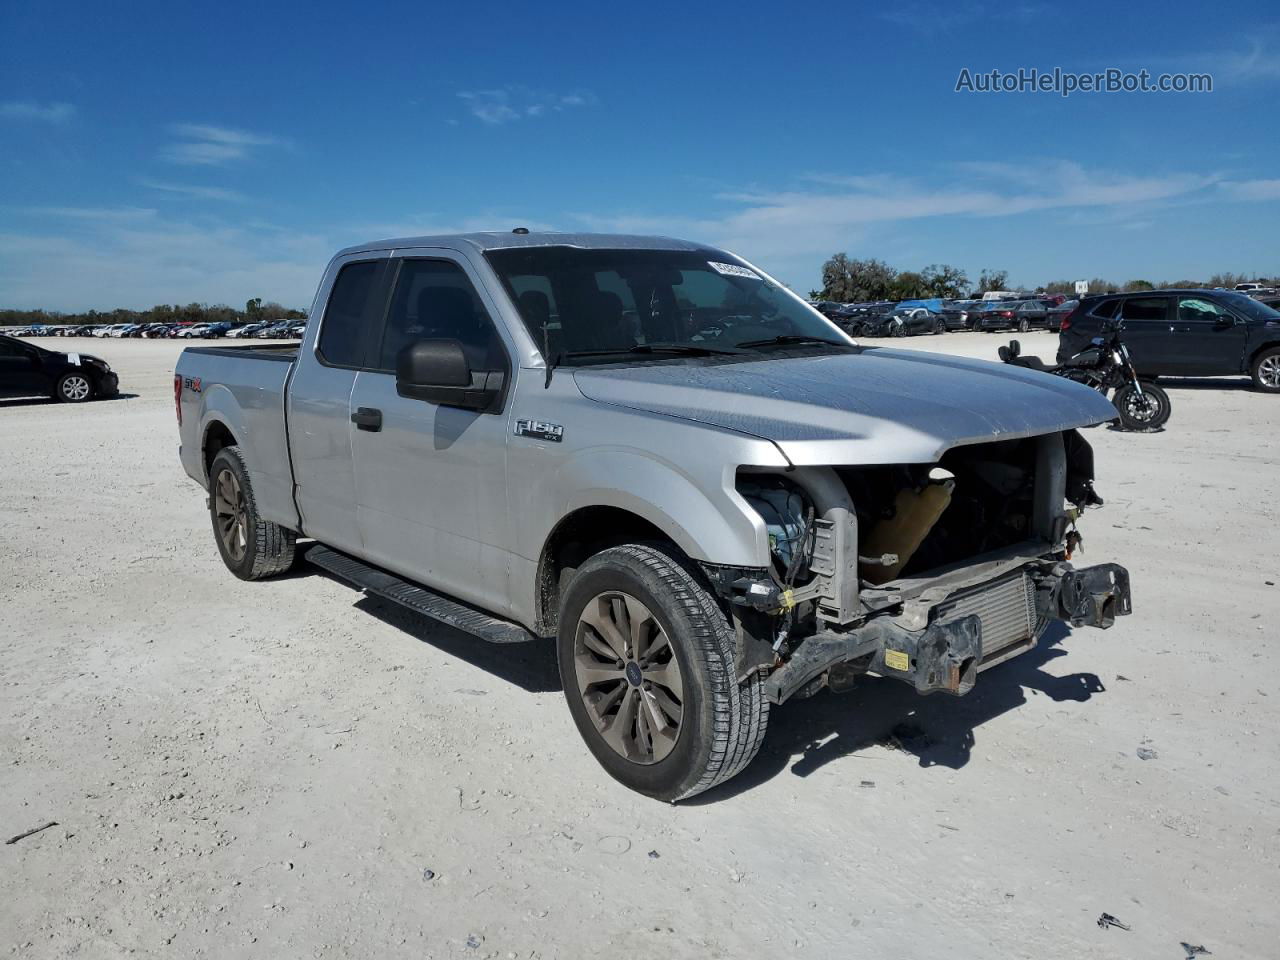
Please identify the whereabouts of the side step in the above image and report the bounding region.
[306,545,536,644]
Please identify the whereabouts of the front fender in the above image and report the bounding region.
[536,448,771,567]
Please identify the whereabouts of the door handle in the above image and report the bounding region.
[351,407,383,431]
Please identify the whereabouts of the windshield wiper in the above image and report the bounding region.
[563,342,746,359]
[733,334,853,349]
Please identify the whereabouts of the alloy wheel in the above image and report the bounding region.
[61,375,90,401]
[213,468,248,562]
[1259,355,1280,388]
[573,591,685,764]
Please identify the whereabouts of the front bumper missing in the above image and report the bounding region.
[763,561,1132,705]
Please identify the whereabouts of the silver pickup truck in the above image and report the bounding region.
[176,231,1132,801]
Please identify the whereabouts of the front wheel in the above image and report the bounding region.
[55,371,94,403]
[208,446,298,579]
[932,319,945,335]
[557,543,768,801]
[1113,381,1171,431]
[1250,346,1280,393]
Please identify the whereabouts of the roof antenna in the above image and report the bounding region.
[512,226,529,235]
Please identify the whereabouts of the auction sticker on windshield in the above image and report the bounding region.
[708,261,761,280]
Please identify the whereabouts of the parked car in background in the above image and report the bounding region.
[0,333,119,402]
[226,323,266,339]
[1234,282,1270,293]
[1057,289,1280,391]
[178,324,214,338]
[873,307,946,337]
[1046,299,1079,331]
[938,299,980,330]
[255,321,293,338]
[975,299,1050,332]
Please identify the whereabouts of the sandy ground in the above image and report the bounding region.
[1,332,1278,960]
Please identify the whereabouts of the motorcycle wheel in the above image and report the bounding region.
[1113,381,1170,431]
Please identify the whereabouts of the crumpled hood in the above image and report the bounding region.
[572,347,1119,465]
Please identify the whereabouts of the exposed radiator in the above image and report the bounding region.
[935,572,1038,659]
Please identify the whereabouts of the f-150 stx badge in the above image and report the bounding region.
[513,418,563,442]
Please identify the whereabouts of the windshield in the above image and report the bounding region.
[1218,291,1280,322]
[485,247,851,363]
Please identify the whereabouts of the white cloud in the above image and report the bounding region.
[457,88,596,125]
[883,2,1048,34]
[0,100,76,123]
[138,179,247,202]
[572,160,1222,263]
[25,206,158,221]
[1218,178,1280,200]
[161,123,287,166]
[0,211,327,311]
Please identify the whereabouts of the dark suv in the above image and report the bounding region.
[1058,290,1280,392]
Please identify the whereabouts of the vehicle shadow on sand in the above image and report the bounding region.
[304,555,1105,799]
[0,392,140,408]
[1154,376,1254,392]
[351,593,562,693]
[689,622,1106,803]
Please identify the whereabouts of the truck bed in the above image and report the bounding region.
[182,344,298,362]
[175,343,299,530]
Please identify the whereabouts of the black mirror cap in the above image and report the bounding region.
[397,338,472,388]
[395,338,504,412]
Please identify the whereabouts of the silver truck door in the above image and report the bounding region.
[287,253,391,553]
[348,253,516,616]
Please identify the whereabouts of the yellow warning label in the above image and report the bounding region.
[884,649,910,672]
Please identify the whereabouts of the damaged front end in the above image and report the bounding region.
[706,429,1132,705]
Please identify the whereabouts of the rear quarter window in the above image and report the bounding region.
[318,260,383,368]
[1090,299,1119,320]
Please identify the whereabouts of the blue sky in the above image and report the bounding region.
[1,0,1278,310]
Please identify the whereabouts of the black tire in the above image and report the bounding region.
[557,543,768,802]
[932,319,945,335]
[208,446,297,580]
[1017,318,1031,332]
[1250,346,1280,393]
[890,321,905,338]
[1113,381,1171,431]
[54,371,95,403]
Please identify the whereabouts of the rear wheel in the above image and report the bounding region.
[932,318,945,335]
[557,543,768,801]
[1250,347,1280,393]
[1113,381,1171,431]
[55,371,94,403]
[1017,317,1031,332]
[208,446,297,580]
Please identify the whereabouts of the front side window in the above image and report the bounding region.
[377,259,505,371]
[318,260,382,367]
[1178,297,1232,323]
[485,247,848,363]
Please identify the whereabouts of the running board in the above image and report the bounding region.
[306,545,535,644]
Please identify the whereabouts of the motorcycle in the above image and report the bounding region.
[997,324,1171,431]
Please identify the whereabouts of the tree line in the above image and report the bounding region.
[0,298,307,328]
[814,254,1272,302]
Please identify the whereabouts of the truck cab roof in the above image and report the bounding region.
[335,231,721,258]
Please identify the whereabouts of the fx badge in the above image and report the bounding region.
[513,418,563,442]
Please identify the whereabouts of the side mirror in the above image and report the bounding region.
[395,339,504,412]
